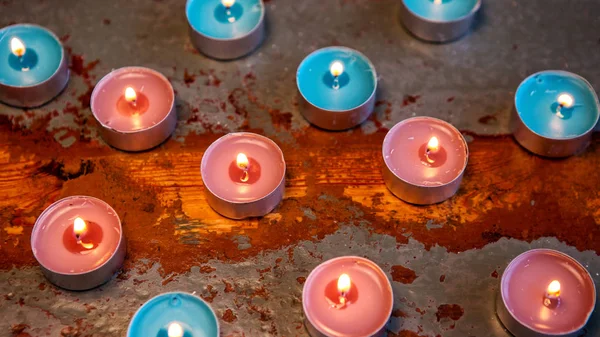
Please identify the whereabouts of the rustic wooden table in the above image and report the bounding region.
[1,0,600,336]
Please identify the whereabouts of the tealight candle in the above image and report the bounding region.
[200,132,286,219]
[496,249,596,337]
[31,196,126,291]
[91,67,177,152]
[399,0,481,42]
[186,0,265,59]
[513,70,600,157]
[0,24,69,107]
[127,292,219,337]
[382,116,468,205]
[303,256,393,337]
[296,47,377,130]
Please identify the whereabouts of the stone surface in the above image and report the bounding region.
[1,0,599,336]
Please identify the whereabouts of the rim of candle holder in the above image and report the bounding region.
[302,256,393,337]
[126,291,220,337]
[296,46,378,130]
[0,23,68,89]
[382,116,469,188]
[512,71,600,157]
[185,0,265,42]
[31,195,126,290]
[498,249,596,336]
[400,0,482,24]
[296,46,378,114]
[91,66,176,134]
[200,132,286,204]
[399,0,481,43]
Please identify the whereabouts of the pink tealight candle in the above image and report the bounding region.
[382,116,468,205]
[91,66,176,152]
[201,132,286,219]
[303,256,393,337]
[31,196,126,291]
[496,249,596,337]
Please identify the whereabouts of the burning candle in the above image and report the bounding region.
[303,256,393,337]
[399,0,481,42]
[496,249,596,337]
[297,47,377,130]
[90,67,176,152]
[128,292,219,337]
[31,196,126,291]
[513,70,600,157]
[201,132,286,219]
[382,116,468,205]
[186,0,265,59]
[0,24,69,107]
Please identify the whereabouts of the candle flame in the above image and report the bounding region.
[73,217,87,237]
[547,280,561,298]
[124,87,137,103]
[337,274,351,294]
[10,37,25,57]
[237,153,249,170]
[433,0,442,4]
[427,136,440,153]
[330,61,344,78]
[168,322,184,337]
[557,93,574,108]
[221,0,235,8]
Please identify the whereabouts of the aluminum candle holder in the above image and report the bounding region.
[496,249,596,337]
[399,0,481,43]
[382,117,469,205]
[512,70,600,157]
[297,46,377,130]
[91,67,177,152]
[0,24,69,107]
[31,196,126,291]
[201,132,286,219]
[186,0,266,60]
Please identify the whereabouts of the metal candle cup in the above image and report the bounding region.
[91,67,176,152]
[512,71,600,157]
[201,132,286,219]
[496,249,596,337]
[127,292,219,337]
[186,0,265,60]
[297,47,377,130]
[382,117,468,205]
[303,256,393,337]
[31,196,126,291]
[399,0,481,43]
[0,24,69,108]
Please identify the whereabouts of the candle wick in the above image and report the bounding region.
[556,106,565,119]
[543,296,560,309]
[332,77,340,90]
[241,170,249,183]
[425,149,435,164]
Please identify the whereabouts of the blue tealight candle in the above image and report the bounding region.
[0,24,69,107]
[296,46,377,130]
[400,0,481,42]
[127,292,219,337]
[186,0,265,60]
[513,71,600,157]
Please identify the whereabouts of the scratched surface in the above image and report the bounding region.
[1,0,600,336]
